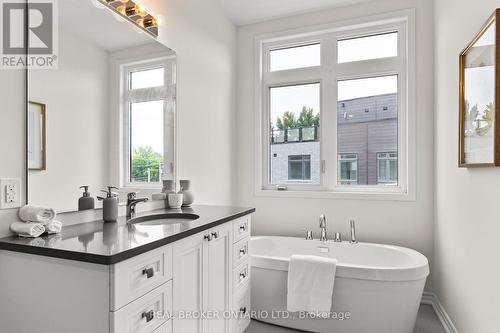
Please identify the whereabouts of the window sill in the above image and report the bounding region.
[255,187,415,201]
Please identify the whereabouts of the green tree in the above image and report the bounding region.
[297,106,320,127]
[131,146,163,182]
[276,111,298,130]
[275,106,319,129]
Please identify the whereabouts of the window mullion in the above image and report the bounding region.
[321,34,337,191]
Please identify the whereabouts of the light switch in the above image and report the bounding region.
[0,178,21,209]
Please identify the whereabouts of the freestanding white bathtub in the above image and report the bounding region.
[250,236,429,333]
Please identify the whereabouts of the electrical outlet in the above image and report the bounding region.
[0,178,21,209]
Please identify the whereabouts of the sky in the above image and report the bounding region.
[131,100,164,155]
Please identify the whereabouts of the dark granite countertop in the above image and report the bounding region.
[0,205,255,265]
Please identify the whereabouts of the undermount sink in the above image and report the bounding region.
[127,213,200,226]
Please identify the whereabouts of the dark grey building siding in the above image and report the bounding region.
[338,93,397,185]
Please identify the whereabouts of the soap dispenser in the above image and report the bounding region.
[98,186,119,222]
[78,186,95,211]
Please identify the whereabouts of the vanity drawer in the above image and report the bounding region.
[233,237,249,268]
[233,284,251,333]
[233,260,250,293]
[233,216,251,243]
[111,245,173,311]
[110,280,172,333]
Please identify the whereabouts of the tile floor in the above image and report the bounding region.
[244,304,446,333]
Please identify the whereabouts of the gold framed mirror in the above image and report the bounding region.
[459,9,500,167]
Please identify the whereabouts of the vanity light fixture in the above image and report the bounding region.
[98,0,159,37]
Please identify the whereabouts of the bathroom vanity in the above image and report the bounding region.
[0,206,254,333]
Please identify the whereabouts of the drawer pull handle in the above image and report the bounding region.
[239,272,246,281]
[211,232,219,239]
[240,307,247,314]
[239,248,246,257]
[204,234,212,242]
[142,310,155,323]
[142,268,155,279]
[239,224,247,232]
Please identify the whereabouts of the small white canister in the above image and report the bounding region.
[168,193,183,209]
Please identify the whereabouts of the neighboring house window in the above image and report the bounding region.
[121,57,176,188]
[288,155,311,181]
[377,152,398,184]
[338,154,358,185]
[256,10,415,199]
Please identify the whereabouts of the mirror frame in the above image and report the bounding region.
[459,9,500,167]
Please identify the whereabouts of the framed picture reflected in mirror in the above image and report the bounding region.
[28,101,46,171]
[459,9,500,167]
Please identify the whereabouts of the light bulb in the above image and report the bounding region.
[136,5,148,17]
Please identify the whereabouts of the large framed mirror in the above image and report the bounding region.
[459,9,500,167]
[27,0,176,212]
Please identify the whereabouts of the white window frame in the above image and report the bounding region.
[254,9,416,201]
[338,153,359,185]
[115,54,176,190]
[377,152,398,184]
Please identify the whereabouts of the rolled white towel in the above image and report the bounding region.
[10,222,46,238]
[19,205,56,223]
[45,220,62,234]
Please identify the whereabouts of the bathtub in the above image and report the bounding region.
[250,236,429,333]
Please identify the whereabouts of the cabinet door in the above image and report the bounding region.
[207,223,233,333]
[173,233,209,333]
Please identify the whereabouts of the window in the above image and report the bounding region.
[270,44,321,71]
[269,83,320,185]
[377,152,398,184]
[130,100,164,183]
[337,32,398,63]
[338,154,358,185]
[257,10,415,199]
[130,68,164,89]
[337,75,398,186]
[121,57,176,188]
[288,155,311,181]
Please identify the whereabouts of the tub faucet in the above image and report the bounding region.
[319,214,327,242]
[350,219,358,244]
[126,192,149,218]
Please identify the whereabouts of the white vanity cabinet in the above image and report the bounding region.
[0,214,252,333]
[173,216,251,333]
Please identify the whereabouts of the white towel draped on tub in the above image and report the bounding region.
[10,222,46,238]
[19,205,56,224]
[287,254,337,313]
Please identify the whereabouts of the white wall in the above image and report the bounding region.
[236,0,435,287]
[434,1,500,332]
[29,30,109,212]
[0,0,237,236]
[140,0,237,205]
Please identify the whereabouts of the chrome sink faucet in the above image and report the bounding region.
[126,192,149,219]
[319,214,327,242]
[350,219,358,244]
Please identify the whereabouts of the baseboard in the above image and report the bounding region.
[421,292,459,333]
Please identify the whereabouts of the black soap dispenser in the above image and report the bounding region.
[78,186,95,211]
[98,187,119,222]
